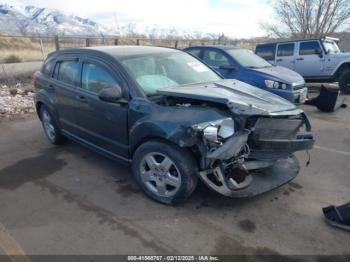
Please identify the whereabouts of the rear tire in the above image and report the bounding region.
[132,140,198,205]
[40,105,66,145]
[338,69,350,94]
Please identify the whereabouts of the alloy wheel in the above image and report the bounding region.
[140,152,182,197]
[42,110,56,141]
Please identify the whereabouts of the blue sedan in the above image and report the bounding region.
[184,46,307,103]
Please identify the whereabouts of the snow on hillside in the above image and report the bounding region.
[0,3,112,36]
[0,3,218,39]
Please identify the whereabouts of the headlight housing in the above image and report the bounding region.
[193,118,235,142]
[203,126,218,142]
[265,80,288,90]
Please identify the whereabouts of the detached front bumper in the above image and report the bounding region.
[199,156,300,198]
[197,112,314,198]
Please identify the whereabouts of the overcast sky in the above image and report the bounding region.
[7,0,273,38]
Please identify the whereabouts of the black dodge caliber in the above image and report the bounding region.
[34,46,314,205]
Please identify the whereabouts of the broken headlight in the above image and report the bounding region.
[193,118,235,142]
[203,126,219,142]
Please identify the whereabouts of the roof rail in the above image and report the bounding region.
[321,36,339,42]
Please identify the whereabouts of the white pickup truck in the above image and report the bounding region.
[255,37,350,93]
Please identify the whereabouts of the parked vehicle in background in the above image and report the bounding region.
[184,46,307,103]
[255,37,350,94]
[34,46,314,205]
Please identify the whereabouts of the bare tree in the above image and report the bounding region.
[262,0,350,38]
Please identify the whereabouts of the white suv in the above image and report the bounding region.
[256,37,350,93]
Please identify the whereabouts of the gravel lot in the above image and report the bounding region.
[0,83,35,117]
[0,96,349,260]
[0,62,40,119]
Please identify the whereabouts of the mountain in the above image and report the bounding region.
[117,23,218,39]
[0,3,29,35]
[0,3,112,36]
[0,3,218,39]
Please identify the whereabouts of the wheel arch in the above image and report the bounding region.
[129,121,199,156]
[35,101,44,120]
[334,62,350,80]
[130,135,196,158]
[35,97,60,127]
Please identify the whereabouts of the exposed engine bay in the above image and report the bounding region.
[154,87,314,197]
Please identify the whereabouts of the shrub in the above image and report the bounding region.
[4,54,22,63]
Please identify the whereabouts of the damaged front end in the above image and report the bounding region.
[193,112,314,198]
[157,79,315,197]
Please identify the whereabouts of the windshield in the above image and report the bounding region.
[322,40,340,54]
[121,52,221,95]
[227,49,272,68]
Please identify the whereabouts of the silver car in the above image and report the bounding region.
[256,37,350,94]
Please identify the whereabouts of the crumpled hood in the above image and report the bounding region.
[252,66,304,84]
[158,79,302,116]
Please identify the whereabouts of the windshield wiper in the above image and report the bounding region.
[147,93,159,97]
[247,65,271,69]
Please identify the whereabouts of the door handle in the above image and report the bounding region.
[76,95,87,103]
[276,58,283,62]
[296,57,304,61]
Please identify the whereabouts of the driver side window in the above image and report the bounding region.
[81,63,118,93]
[202,50,230,67]
[299,41,322,56]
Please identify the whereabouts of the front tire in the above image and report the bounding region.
[40,105,66,145]
[339,69,350,94]
[132,140,198,205]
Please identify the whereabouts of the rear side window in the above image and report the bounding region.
[299,41,322,55]
[81,63,118,93]
[255,44,276,60]
[187,49,201,58]
[277,43,295,57]
[56,61,80,86]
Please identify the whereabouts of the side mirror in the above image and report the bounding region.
[98,86,124,103]
[316,49,323,58]
[219,64,236,71]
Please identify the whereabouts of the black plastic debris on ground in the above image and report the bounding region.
[305,85,347,112]
[323,202,350,231]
